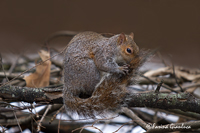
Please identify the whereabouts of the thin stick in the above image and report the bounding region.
[49,105,64,124]
[37,105,52,132]
[58,110,63,133]
[13,111,23,133]
[0,53,9,83]
[0,124,7,132]
[21,102,40,126]
[140,74,178,93]
[72,125,103,133]
[122,107,148,130]
[155,81,163,93]
[91,115,119,126]
[32,103,39,119]
[8,54,21,74]
[112,120,133,133]
[172,64,183,92]
[157,51,168,67]
[72,115,119,133]
[45,30,78,45]
[2,54,21,84]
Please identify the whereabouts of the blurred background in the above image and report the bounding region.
[0,0,199,68]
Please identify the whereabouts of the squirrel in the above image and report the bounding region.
[59,31,149,118]
[45,31,148,118]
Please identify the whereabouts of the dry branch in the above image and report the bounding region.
[0,85,63,103]
[126,91,200,114]
[0,85,200,115]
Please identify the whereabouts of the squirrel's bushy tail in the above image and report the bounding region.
[64,50,150,118]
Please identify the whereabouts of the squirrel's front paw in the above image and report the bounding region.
[118,64,130,75]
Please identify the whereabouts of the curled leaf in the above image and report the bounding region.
[24,50,51,88]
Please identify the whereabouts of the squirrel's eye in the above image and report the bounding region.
[126,48,132,54]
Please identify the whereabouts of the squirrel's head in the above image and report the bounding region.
[116,32,139,64]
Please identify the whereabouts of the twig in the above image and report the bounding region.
[166,109,200,120]
[172,63,183,92]
[32,103,39,119]
[122,107,147,130]
[20,102,40,126]
[131,109,155,123]
[49,105,64,124]
[0,72,24,79]
[0,124,7,132]
[138,77,181,86]
[0,104,62,127]
[58,110,63,133]
[140,74,178,93]
[155,81,163,93]
[72,125,103,133]
[0,103,42,112]
[2,54,21,84]
[158,83,200,93]
[72,115,119,133]
[45,30,78,46]
[157,51,168,67]
[37,105,52,132]
[0,53,9,83]
[13,111,23,133]
[8,54,21,74]
[112,120,134,133]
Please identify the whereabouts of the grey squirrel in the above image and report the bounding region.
[60,31,148,118]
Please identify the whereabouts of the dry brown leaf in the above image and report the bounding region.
[24,50,51,88]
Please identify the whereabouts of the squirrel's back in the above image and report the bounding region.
[66,31,116,58]
[63,32,110,98]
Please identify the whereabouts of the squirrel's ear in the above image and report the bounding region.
[129,32,134,39]
[118,33,126,45]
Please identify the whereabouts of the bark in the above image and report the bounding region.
[126,92,200,114]
[0,85,63,103]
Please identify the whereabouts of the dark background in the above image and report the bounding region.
[0,0,199,68]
